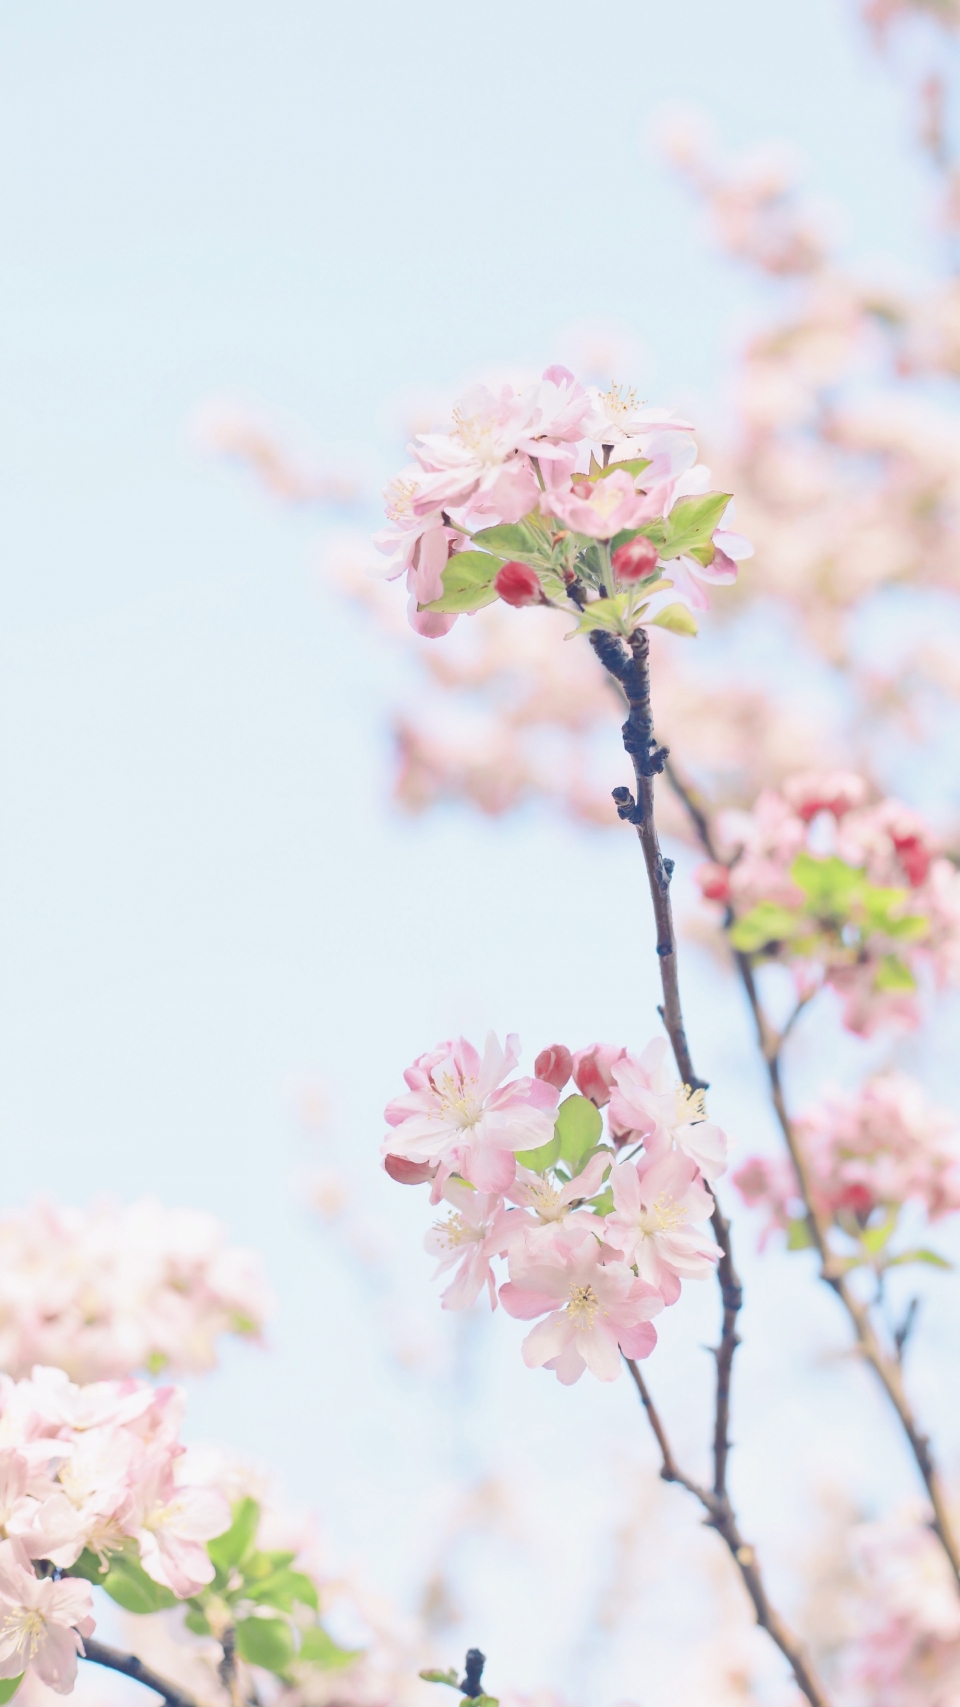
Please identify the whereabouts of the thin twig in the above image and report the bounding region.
[624,1361,830,1707]
[590,629,743,1497]
[83,1637,198,1707]
[665,757,960,1594]
[588,630,830,1703]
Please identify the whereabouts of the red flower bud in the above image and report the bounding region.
[697,861,731,904]
[495,561,541,607]
[534,1045,573,1092]
[892,833,932,887]
[612,535,659,582]
[384,1155,437,1186]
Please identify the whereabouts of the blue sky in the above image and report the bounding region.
[0,5,956,1702]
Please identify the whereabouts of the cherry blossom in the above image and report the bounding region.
[608,1039,730,1180]
[734,1072,960,1249]
[0,1198,270,1385]
[424,1180,514,1310]
[0,1539,94,1694]
[383,1033,559,1194]
[604,1152,721,1303]
[500,1226,663,1384]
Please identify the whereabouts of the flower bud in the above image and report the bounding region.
[384,1155,437,1186]
[534,1045,573,1091]
[612,535,659,582]
[495,561,541,607]
[572,1043,624,1107]
[697,861,731,904]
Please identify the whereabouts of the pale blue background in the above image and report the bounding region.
[0,5,955,1702]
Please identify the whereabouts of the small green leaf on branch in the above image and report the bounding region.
[422,553,504,614]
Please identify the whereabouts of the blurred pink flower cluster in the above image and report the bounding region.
[734,1072,960,1249]
[696,771,960,1033]
[382,1032,727,1384]
[0,1367,231,1693]
[0,1198,270,1384]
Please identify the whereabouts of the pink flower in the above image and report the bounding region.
[571,1043,625,1108]
[0,1538,94,1693]
[383,1033,560,1194]
[534,1045,573,1092]
[424,1181,514,1310]
[131,1453,231,1598]
[604,1153,720,1304]
[506,1152,611,1241]
[543,469,655,539]
[412,385,541,522]
[512,367,592,455]
[500,1229,662,1384]
[782,770,868,822]
[608,1039,729,1180]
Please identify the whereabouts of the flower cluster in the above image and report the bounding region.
[0,1369,363,1701]
[696,771,960,1033]
[734,1072,960,1265]
[0,1367,228,1693]
[0,1198,271,1384]
[375,369,751,641]
[382,1033,728,1384]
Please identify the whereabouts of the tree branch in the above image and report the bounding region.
[624,1360,830,1707]
[665,756,960,1594]
[590,628,743,1499]
[589,629,829,1700]
[83,1638,198,1707]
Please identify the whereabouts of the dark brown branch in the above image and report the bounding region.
[590,627,744,1499]
[83,1637,198,1707]
[665,757,960,1594]
[625,1361,830,1707]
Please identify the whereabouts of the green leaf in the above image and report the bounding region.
[0,1677,23,1704]
[555,1095,602,1174]
[859,1211,898,1255]
[886,1248,953,1269]
[874,954,917,993]
[246,1568,319,1613]
[586,457,651,483]
[569,595,631,636]
[297,1627,362,1670]
[422,552,504,614]
[235,1616,297,1677]
[590,1184,615,1217]
[185,1608,211,1636]
[465,1695,499,1706]
[419,1669,461,1689]
[649,602,698,636]
[657,493,731,561]
[728,901,803,953]
[790,853,864,919]
[66,1548,108,1584]
[786,1217,814,1251]
[208,1497,259,1574]
[471,516,555,568]
[514,1133,561,1173]
[100,1554,179,1615]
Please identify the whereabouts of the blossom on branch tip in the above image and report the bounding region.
[383,1033,559,1195]
[495,562,542,607]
